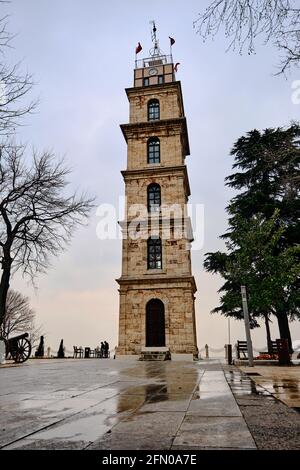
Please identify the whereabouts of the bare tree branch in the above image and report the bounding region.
[0,144,95,328]
[0,288,35,338]
[194,0,300,74]
[0,2,37,135]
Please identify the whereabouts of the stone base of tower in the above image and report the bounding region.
[116,276,198,360]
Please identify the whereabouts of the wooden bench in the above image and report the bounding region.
[270,340,278,355]
[236,340,248,359]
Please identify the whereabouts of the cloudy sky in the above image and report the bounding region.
[4,0,300,354]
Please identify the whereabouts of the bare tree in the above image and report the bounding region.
[194,0,300,74]
[0,4,94,335]
[0,145,94,331]
[0,3,36,136]
[0,288,36,338]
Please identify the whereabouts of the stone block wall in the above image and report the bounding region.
[117,281,197,356]
[128,83,184,123]
[124,173,188,210]
[127,132,184,170]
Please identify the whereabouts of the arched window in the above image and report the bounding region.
[147,137,160,164]
[147,183,161,213]
[148,99,160,121]
[147,237,162,269]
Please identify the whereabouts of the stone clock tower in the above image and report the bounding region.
[116,27,198,360]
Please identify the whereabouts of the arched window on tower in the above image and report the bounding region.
[148,99,160,121]
[147,137,160,164]
[147,183,161,213]
[147,237,162,269]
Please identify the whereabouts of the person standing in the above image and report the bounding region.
[100,341,105,358]
[104,341,109,358]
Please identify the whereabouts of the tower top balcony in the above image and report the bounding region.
[135,54,173,69]
[134,54,175,88]
[134,21,177,88]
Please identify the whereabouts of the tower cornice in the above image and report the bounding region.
[117,216,195,243]
[116,274,197,294]
[121,164,191,197]
[125,81,185,114]
[120,117,190,156]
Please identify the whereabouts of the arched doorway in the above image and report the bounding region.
[146,299,165,347]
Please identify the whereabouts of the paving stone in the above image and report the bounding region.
[187,392,241,416]
[87,432,173,450]
[225,365,300,450]
[24,413,120,443]
[3,438,87,450]
[173,416,256,449]
[3,358,299,450]
[139,393,192,412]
[111,411,184,436]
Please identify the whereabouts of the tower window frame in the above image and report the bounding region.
[147,237,162,270]
[148,99,160,121]
[143,77,149,87]
[158,75,164,84]
[147,137,160,164]
[147,183,161,213]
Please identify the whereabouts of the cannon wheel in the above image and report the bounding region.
[11,337,32,363]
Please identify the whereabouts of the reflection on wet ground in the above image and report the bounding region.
[224,365,300,450]
[0,359,299,449]
[238,365,300,408]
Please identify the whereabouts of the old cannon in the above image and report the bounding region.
[5,332,32,363]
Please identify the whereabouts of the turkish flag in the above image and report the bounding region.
[169,37,175,46]
[174,62,180,72]
[135,42,142,54]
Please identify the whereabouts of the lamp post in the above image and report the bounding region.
[241,285,254,367]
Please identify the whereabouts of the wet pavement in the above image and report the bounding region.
[0,359,299,450]
[225,366,300,450]
[238,365,300,409]
[0,359,254,450]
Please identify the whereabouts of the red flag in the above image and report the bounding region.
[169,36,175,46]
[135,42,142,54]
[174,62,180,72]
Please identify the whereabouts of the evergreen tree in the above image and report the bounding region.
[226,125,300,247]
[205,125,300,352]
[57,339,65,359]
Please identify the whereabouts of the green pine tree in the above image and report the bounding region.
[205,125,300,352]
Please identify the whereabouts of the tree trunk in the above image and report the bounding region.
[264,314,272,354]
[0,261,11,334]
[276,312,293,353]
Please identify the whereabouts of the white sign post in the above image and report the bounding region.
[241,285,254,367]
[0,339,6,365]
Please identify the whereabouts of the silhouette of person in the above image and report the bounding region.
[100,341,105,358]
[104,341,109,358]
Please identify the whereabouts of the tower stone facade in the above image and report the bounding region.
[116,49,198,360]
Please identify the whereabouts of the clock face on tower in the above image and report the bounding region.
[149,67,158,76]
